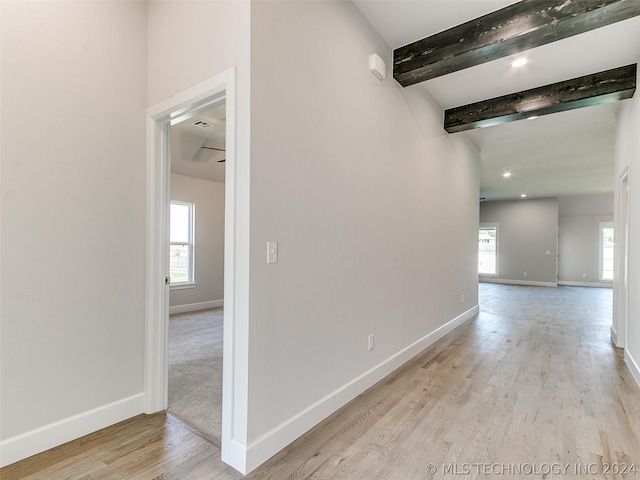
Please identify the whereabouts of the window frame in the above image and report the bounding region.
[599,221,614,282]
[169,200,196,288]
[478,223,499,276]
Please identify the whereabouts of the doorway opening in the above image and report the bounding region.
[145,68,249,473]
[167,101,227,444]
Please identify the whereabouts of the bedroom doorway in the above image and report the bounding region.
[167,99,226,445]
[167,101,227,444]
[145,68,250,472]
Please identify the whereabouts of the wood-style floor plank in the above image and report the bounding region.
[2,284,639,479]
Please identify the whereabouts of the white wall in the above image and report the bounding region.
[147,1,250,107]
[246,0,480,467]
[170,174,225,309]
[558,194,613,286]
[479,198,559,285]
[1,0,483,471]
[1,1,147,465]
[614,63,640,386]
[558,193,614,217]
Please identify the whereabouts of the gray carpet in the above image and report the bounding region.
[168,307,223,442]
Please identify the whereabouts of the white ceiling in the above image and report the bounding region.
[171,102,226,184]
[354,0,640,201]
[355,0,518,49]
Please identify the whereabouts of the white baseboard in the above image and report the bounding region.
[625,349,640,389]
[221,438,248,475]
[558,281,613,288]
[0,393,144,468]
[611,326,619,346]
[480,278,557,287]
[169,299,223,315]
[244,305,479,473]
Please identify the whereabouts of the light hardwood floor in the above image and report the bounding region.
[3,284,639,479]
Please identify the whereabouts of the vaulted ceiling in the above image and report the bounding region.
[354,0,640,201]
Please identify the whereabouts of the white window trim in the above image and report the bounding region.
[170,200,196,288]
[599,221,614,282]
[479,223,499,277]
[170,283,197,291]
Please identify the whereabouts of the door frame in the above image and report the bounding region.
[614,167,630,348]
[144,67,249,473]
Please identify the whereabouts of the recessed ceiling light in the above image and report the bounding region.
[527,116,538,120]
[520,194,527,198]
[512,58,528,68]
[503,172,512,178]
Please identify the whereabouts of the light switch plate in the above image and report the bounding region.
[267,241,278,264]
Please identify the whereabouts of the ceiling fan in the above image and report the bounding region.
[201,146,226,163]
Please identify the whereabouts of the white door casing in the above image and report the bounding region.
[144,67,250,473]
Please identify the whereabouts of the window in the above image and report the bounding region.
[479,226,498,275]
[170,201,195,286]
[600,222,614,281]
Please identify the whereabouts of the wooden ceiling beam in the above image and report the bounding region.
[394,0,640,87]
[444,64,636,133]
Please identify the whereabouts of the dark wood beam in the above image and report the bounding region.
[394,0,640,87]
[444,64,636,133]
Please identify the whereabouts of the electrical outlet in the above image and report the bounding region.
[368,334,374,351]
[523,272,527,277]
[582,273,587,278]
[461,294,465,304]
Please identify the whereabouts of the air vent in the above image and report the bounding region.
[192,120,213,129]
